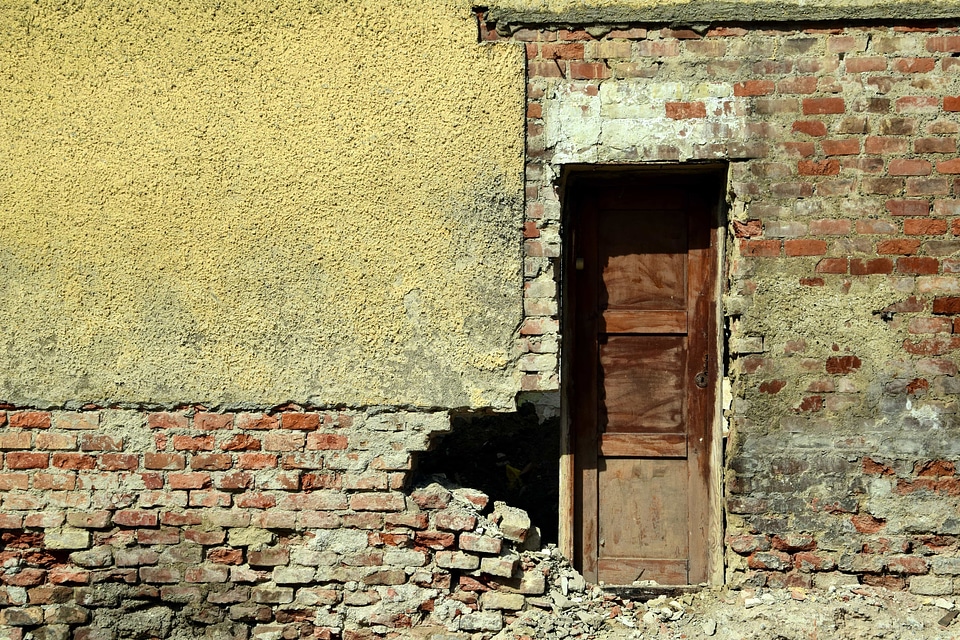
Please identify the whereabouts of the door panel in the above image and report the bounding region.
[570,172,720,586]
[600,336,685,433]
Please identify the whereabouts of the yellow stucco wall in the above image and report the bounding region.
[0,0,525,410]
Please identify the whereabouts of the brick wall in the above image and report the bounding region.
[0,408,557,639]
[491,18,960,592]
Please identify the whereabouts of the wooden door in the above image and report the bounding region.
[569,172,720,586]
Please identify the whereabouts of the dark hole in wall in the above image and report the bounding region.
[414,403,560,544]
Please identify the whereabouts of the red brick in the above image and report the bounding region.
[937,159,960,174]
[897,96,939,113]
[916,138,956,154]
[160,511,202,526]
[540,43,583,59]
[851,256,894,273]
[0,432,31,450]
[35,433,76,450]
[0,473,29,490]
[194,413,233,430]
[895,57,936,73]
[0,513,23,528]
[236,413,278,430]
[33,473,75,490]
[906,177,951,196]
[148,412,188,429]
[232,492,275,509]
[825,355,862,374]
[306,433,349,450]
[220,434,260,452]
[527,60,563,78]
[928,36,960,52]
[816,258,848,273]
[742,239,781,257]
[238,453,277,469]
[856,220,898,235]
[784,239,827,256]
[350,493,406,512]
[821,138,860,155]
[886,199,930,216]
[878,239,921,255]
[798,159,840,176]
[140,567,181,583]
[263,432,305,452]
[99,453,138,471]
[898,257,940,275]
[9,411,51,429]
[665,101,706,119]
[215,471,252,491]
[809,219,851,235]
[802,97,844,114]
[281,413,320,431]
[208,548,244,564]
[185,529,226,545]
[169,472,211,489]
[189,490,231,508]
[734,80,775,96]
[173,435,214,451]
[51,453,94,470]
[53,413,98,430]
[845,57,887,72]
[792,120,827,136]
[569,62,610,79]
[908,317,953,333]
[861,177,903,194]
[191,454,233,471]
[114,510,158,527]
[637,40,680,57]
[905,219,948,235]
[79,435,122,452]
[851,514,887,533]
[777,76,818,94]
[248,547,290,567]
[889,159,932,176]
[781,141,816,157]
[414,530,456,550]
[887,556,929,574]
[144,453,186,470]
[933,297,960,314]
[733,220,762,238]
[865,136,909,154]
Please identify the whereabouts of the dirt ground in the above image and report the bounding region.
[464,547,960,640]
[495,579,960,640]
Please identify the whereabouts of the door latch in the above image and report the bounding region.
[695,354,709,389]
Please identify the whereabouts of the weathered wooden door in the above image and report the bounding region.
[569,172,720,586]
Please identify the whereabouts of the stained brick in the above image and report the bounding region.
[79,435,122,452]
[194,413,233,430]
[9,411,51,429]
[7,452,49,469]
[886,199,930,216]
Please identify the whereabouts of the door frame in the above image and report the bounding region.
[557,163,727,586]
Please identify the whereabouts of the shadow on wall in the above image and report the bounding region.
[414,404,560,545]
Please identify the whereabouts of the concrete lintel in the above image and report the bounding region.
[485,1,960,28]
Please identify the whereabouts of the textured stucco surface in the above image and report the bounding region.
[0,0,525,410]
[488,0,960,25]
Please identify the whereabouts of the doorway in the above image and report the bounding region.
[563,167,725,586]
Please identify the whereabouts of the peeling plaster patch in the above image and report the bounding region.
[544,81,746,163]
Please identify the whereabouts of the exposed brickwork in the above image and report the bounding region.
[0,409,564,638]
[505,19,960,592]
